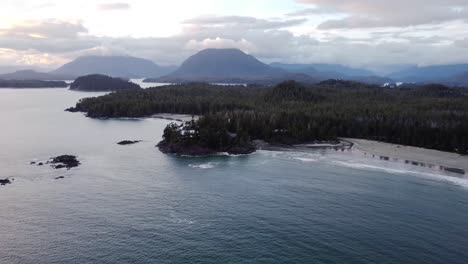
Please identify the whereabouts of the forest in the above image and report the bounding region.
[67,80,468,154]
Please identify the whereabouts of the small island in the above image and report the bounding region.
[0,79,68,88]
[157,119,256,156]
[50,155,81,169]
[117,140,142,145]
[69,74,141,92]
[30,155,81,170]
[0,178,12,186]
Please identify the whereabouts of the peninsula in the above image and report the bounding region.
[66,80,468,157]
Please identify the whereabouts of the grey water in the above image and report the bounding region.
[1,88,468,264]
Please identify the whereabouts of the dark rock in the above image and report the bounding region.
[117,140,142,145]
[157,142,218,156]
[37,162,44,166]
[54,176,65,180]
[157,141,256,156]
[0,178,11,186]
[227,144,256,155]
[30,161,36,165]
[50,155,80,169]
[442,167,465,175]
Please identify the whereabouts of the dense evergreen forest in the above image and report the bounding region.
[67,80,468,154]
[70,74,140,91]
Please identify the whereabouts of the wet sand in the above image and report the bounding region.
[344,138,468,175]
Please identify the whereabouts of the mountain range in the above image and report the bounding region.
[270,63,392,85]
[0,70,74,81]
[51,56,175,79]
[389,64,468,83]
[0,56,175,81]
[1,50,468,87]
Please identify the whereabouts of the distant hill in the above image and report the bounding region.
[389,64,468,83]
[69,74,141,91]
[52,56,175,79]
[0,70,73,81]
[271,63,391,85]
[150,49,318,84]
[441,72,468,88]
[270,63,375,77]
[0,79,68,88]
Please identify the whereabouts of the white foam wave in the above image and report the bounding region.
[189,162,215,169]
[293,157,318,163]
[260,149,468,189]
[331,160,468,189]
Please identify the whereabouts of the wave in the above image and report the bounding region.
[259,149,468,189]
[189,162,216,169]
[293,157,318,163]
[331,160,468,189]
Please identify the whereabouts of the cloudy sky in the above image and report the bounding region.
[1,0,468,72]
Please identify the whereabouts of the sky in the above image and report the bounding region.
[1,0,468,72]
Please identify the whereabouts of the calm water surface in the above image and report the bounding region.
[1,88,467,264]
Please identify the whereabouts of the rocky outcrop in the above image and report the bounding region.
[0,178,12,186]
[117,140,142,145]
[50,155,80,169]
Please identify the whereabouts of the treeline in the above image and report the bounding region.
[67,80,468,154]
[0,79,68,88]
[70,74,140,91]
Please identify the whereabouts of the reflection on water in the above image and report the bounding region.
[1,88,468,264]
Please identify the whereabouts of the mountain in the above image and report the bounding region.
[270,63,391,85]
[270,63,375,77]
[52,56,175,79]
[441,72,468,87]
[0,70,74,81]
[69,74,141,91]
[150,49,318,84]
[389,64,468,83]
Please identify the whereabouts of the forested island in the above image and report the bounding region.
[69,74,141,91]
[67,80,468,155]
[0,79,68,88]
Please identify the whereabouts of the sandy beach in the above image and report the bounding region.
[344,138,468,175]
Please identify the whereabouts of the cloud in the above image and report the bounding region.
[297,0,468,29]
[286,7,339,17]
[183,15,307,31]
[0,20,98,53]
[98,2,131,11]
[185,37,257,53]
[1,14,468,70]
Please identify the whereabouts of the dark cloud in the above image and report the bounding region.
[297,0,468,29]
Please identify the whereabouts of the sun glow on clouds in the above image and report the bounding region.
[1,0,468,68]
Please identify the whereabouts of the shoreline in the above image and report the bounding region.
[151,113,198,123]
[344,138,467,176]
[148,115,467,176]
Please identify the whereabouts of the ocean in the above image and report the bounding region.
[1,87,467,264]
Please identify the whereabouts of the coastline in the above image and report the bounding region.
[151,113,198,123]
[344,138,468,175]
[149,115,467,177]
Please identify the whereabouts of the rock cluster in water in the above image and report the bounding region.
[117,140,142,145]
[30,155,81,170]
[0,178,12,186]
